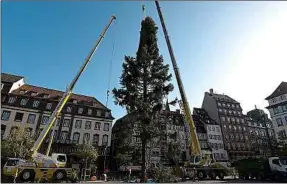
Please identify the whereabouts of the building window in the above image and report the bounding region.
[102,135,108,146]
[208,126,211,131]
[43,94,50,98]
[73,100,78,104]
[83,133,90,144]
[1,110,11,121]
[8,97,16,104]
[241,119,244,124]
[222,103,226,107]
[231,117,235,122]
[218,135,221,140]
[209,134,212,139]
[78,108,83,114]
[219,109,223,113]
[221,117,225,122]
[104,123,109,131]
[67,106,72,113]
[96,110,101,116]
[224,109,227,114]
[227,103,230,107]
[20,99,28,106]
[60,131,68,143]
[14,112,24,122]
[41,115,50,125]
[236,104,240,109]
[283,105,287,112]
[105,112,110,118]
[272,98,277,103]
[73,132,80,144]
[46,103,52,110]
[88,109,92,115]
[31,92,38,96]
[27,114,36,124]
[216,127,220,132]
[232,104,235,108]
[276,118,283,127]
[56,118,61,126]
[274,107,279,114]
[223,125,227,129]
[33,101,40,108]
[93,134,99,146]
[227,117,230,122]
[218,102,221,106]
[75,120,82,129]
[278,130,287,139]
[85,121,92,129]
[95,122,101,130]
[63,119,70,127]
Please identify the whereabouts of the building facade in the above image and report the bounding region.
[245,109,276,157]
[193,108,228,163]
[265,82,287,141]
[202,89,253,162]
[1,73,114,160]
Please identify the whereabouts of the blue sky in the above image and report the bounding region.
[2,1,287,121]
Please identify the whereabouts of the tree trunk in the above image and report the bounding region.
[141,139,146,182]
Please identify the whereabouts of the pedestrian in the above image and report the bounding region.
[103,173,107,182]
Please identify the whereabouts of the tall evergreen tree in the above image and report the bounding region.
[113,17,173,181]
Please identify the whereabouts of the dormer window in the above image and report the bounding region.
[96,110,101,116]
[88,109,92,115]
[20,90,27,94]
[43,94,50,98]
[31,92,38,96]
[73,100,78,104]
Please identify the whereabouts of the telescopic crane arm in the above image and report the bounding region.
[154,1,201,157]
[30,15,116,157]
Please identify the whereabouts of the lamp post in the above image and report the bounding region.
[104,146,107,172]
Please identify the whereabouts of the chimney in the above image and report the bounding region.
[255,105,257,109]
[209,88,214,94]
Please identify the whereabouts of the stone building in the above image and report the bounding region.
[193,108,228,163]
[265,82,287,141]
[202,89,253,162]
[1,73,114,169]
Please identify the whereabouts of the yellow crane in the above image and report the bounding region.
[154,1,229,180]
[3,15,116,182]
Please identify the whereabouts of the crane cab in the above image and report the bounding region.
[51,153,67,168]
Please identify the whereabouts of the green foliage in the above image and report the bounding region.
[1,125,35,160]
[112,16,174,181]
[167,140,182,166]
[154,166,176,183]
[72,144,98,162]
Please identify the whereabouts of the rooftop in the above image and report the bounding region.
[265,82,287,100]
[11,84,108,109]
[1,73,24,83]
[206,89,239,103]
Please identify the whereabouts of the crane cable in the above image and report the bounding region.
[105,19,117,108]
[142,1,146,20]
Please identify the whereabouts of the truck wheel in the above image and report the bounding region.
[53,170,66,181]
[20,170,35,182]
[209,172,216,180]
[197,171,204,180]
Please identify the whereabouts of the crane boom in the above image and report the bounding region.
[31,15,116,156]
[154,1,201,156]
